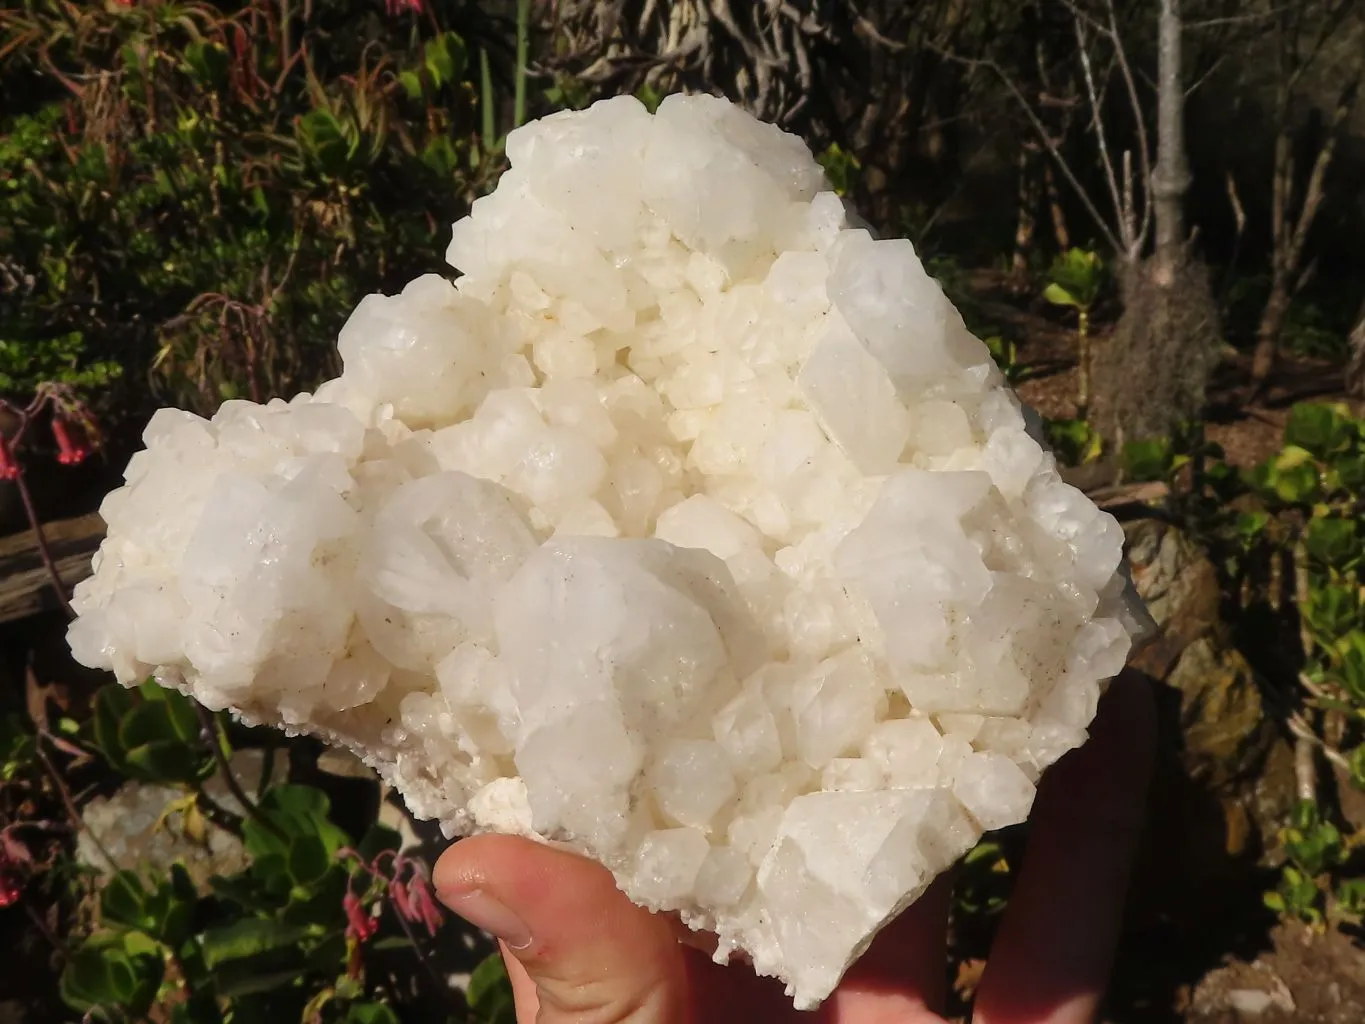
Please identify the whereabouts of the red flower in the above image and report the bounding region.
[344,891,379,943]
[407,874,444,937]
[52,416,90,466]
[389,879,409,916]
[384,0,425,15]
[0,436,17,481]
[0,872,20,909]
[0,831,31,908]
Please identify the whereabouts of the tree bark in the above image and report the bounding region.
[1011,146,1041,281]
[1249,68,1360,390]
[1151,0,1190,283]
[1346,296,1365,399]
[1044,161,1070,251]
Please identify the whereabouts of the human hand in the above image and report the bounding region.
[434,670,1156,1024]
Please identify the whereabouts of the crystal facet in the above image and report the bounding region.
[68,94,1150,1010]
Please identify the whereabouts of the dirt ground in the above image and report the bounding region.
[978,278,1365,1024]
[1183,923,1365,1024]
[961,272,1362,471]
[6,274,1362,1024]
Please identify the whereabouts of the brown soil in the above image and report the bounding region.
[1183,922,1365,1024]
[959,270,1361,470]
[960,270,1365,1024]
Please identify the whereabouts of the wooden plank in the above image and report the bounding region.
[0,513,105,624]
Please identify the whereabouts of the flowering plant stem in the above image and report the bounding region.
[0,385,94,618]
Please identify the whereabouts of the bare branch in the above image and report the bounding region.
[1105,0,1154,250]
[1073,16,1129,250]
[1185,5,1295,30]
[929,44,1126,255]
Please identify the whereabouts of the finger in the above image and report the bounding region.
[434,834,692,1024]
[974,669,1157,1024]
[824,870,956,1024]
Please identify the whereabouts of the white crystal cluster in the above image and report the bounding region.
[68,95,1147,1009]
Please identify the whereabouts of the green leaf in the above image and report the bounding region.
[296,109,353,177]
[60,935,164,1016]
[100,871,149,932]
[60,943,127,1011]
[420,135,460,178]
[1303,517,1360,569]
[1302,585,1362,643]
[1336,878,1365,916]
[287,834,331,887]
[1283,403,1352,460]
[119,699,176,750]
[92,686,135,773]
[141,682,203,744]
[0,714,37,780]
[1235,510,1270,542]
[1265,445,1321,504]
[1348,745,1365,792]
[1332,452,1365,494]
[183,41,229,89]
[467,952,516,1024]
[123,740,204,784]
[200,918,313,969]
[1044,417,1102,466]
[344,1003,401,1024]
[1334,634,1365,703]
[399,70,425,101]
[635,82,665,114]
[1046,248,1105,308]
[369,936,415,951]
[1121,437,1174,482]
[816,143,861,197]
[423,32,468,90]
[208,873,274,913]
[1041,282,1079,309]
[210,957,310,999]
[169,992,223,1024]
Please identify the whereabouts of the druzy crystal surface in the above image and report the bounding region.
[68,94,1148,1009]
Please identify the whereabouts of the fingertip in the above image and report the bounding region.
[434,835,690,1022]
[973,667,1159,1024]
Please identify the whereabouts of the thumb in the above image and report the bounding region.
[434,833,693,1024]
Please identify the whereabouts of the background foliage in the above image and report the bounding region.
[2,0,1365,1021]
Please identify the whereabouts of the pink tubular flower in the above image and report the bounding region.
[0,436,17,481]
[407,873,444,937]
[0,831,31,908]
[343,891,379,943]
[52,416,89,466]
[388,863,444,937]
[384,0,425,15]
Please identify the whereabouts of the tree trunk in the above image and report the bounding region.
[1092,0,1220,444]
[1011,146,1041,282]
[1044,162,1070,251]
[1252,272,1293,386]
[1151,0,1190,282]
[1250,74,1361,391]
[1347,296,1365,399]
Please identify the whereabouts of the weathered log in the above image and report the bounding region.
[0,513,104,624]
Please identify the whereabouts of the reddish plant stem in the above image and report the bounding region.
[12,465,74,619]
[2,392,75,618]
[194,703,283,839]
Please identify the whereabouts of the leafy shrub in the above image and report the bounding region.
[1143,402,1365,926]
[1043,416,1101,466]
[61,682,516,1023]
[0,0,525,420]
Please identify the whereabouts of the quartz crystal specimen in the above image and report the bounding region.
[68,94,1151,1009]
